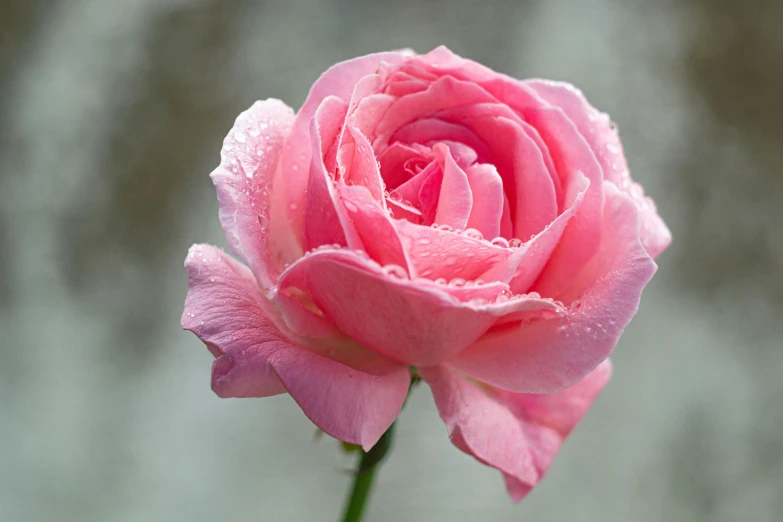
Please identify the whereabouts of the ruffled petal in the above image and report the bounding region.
[479,171,589,294]
[277,248,559,366]
[391,118,489,159]
[211,99,296,293]
[282,52,412,241]
[338,125,386,202]
[395,219,511,281]
[525,79,671,258]
[374,76,496,147]
[521,107,605,298]
[449,184,657,392]
[303,97,361,251]
[421,360,611,503]
[377,142,427,190]
[340,184,413,273]
[182,244,409,450]
[436,104,563,221]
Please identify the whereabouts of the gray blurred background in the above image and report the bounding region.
[1,0,781,520]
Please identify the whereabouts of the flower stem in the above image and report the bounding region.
[340,423,394,522]
[339,373,420,522]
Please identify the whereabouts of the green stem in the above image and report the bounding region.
[340,424,392,522]
[339,373,420,522]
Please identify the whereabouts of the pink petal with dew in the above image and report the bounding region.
[436,104,563,219]
[339,184,413,273]
[303,96,361,251]
[338,125,386,203]
[526,80,671,258]
[432,143,473,231]
[373,75,497,148]
[282,51,412,241]
[479,171,589,294]
[391,118,489,160]
[522,106,605,298]
[465,163,504,240]
[449,184,656,393]
[277,248,560,367]
[420,360,611,503]
[395,219,512,281]
[182,244,409,450]
[211,99,297,294]
[377,142,428,190]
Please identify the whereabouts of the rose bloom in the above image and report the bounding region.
[182,47,670,501]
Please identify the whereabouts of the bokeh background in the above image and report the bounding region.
[1,0,782,520]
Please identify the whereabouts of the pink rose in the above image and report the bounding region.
[182,46,670,501]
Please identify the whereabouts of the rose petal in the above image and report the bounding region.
[395,219,511,281]
[391,118,489,159]
[419,365,539,495]
[525,80,672,258]
[211,99,296,293]
[421,360,611,503]
[392,159,441,215]
[522,106,605,298]
[277,248,558,366]
[432,143,473,230]
[465,163,504,239]
[182,244,409,450]
[449,183,657,392]
[373,75,497,148]
[339,125,386,203]
[340,184,413,273]
[377,142,428,190]
[479,171,589,294]
[283,52,412,242]
[466,116,558,240]
[436,104,563,222]
[303,96,362,251]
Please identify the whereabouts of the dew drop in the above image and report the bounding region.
[382,264,408,279]
[490,237,510,248]
[463,228,483,240]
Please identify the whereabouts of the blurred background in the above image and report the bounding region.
[1,0,781,520]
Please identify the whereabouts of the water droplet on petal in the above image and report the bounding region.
[463,228,483,240]
[382,264,408,279]
[490,237,510,248]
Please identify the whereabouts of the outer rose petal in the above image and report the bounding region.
[525,79,672,258]
[182,244,409,450]
[449,183,657,393]
[277,249,561,366]
[522,106,605,299]
[283,51,412,242]
[211,99,296,293]
[498,360,612,501]
[420,361,611,503]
